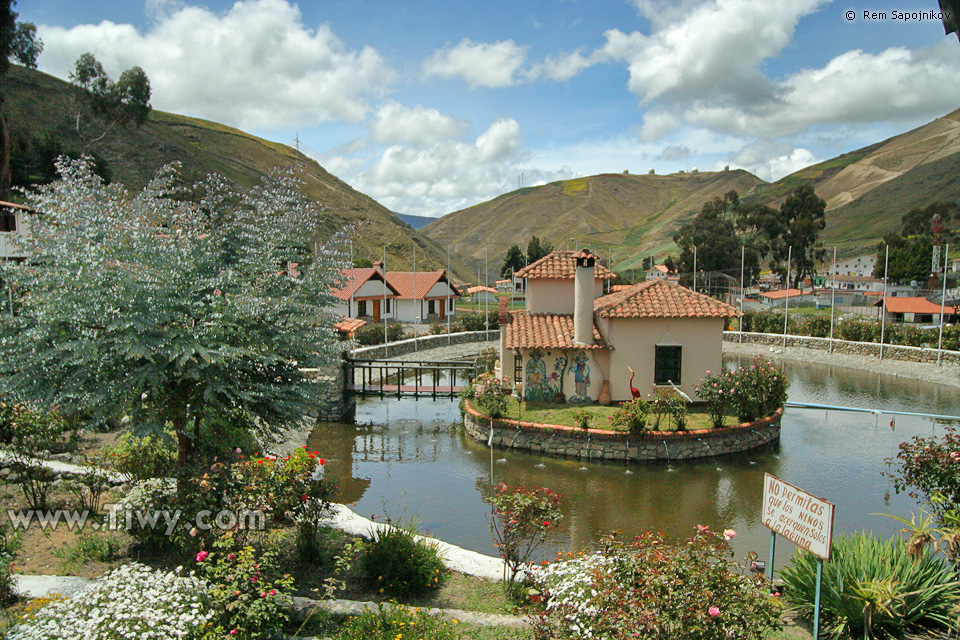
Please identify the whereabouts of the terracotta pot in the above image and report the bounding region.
[598,380,612,406]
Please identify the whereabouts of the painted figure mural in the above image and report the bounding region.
[570,352,592,403]
[524,349,553,402]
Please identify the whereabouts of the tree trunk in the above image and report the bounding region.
[0,102,11,199]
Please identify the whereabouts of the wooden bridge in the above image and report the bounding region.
[345,358,480,399]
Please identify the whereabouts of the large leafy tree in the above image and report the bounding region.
[69,52,152,152]
[526,235,552,264]
[0,159,347,466]
[874,202,959,284]
[767,185,827,288]
[500,243,524,279]
[673,191,761,288]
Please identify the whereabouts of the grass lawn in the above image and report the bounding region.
[484,396,741,431]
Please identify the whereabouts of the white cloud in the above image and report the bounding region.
[422,38,529,88]
[729,140,819,181]
[656,145,691,162]
[334,117,536,217]
[36,0,395,130]
[536,49,599,81]
[602,0,826,105]
[686,43,960,137]
[370,101,469,147]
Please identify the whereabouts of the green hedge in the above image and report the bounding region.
[739,311,960,350]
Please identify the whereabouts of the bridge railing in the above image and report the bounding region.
[345,358,480,399]
[349,330,499,360]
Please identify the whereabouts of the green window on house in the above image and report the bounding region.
[654,345,682,385]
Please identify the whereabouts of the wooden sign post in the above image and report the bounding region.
[761,474,835,640]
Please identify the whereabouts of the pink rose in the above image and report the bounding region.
[723,529,737,541]
[196,550,209,562]
[709,606,720,617]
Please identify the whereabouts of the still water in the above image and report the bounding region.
[306,357,960,569]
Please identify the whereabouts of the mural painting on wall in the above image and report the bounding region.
[551,353,569,403]
[568,352,593,404]
[524,349,553,402]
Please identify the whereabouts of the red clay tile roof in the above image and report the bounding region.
[503,311,610,350]
[593,280,741,319]
[466,285,497,295]
[385,270,460,300]
[515,251,616,280]
[334,317,366,335]
[876,296,949,314]
[759,288,804,300]
[331,268,399,301]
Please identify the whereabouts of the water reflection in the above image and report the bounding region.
[307,358,960,567]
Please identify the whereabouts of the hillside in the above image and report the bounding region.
[5,65,472,279]
[422,169,766,271]
[745,108,960,253]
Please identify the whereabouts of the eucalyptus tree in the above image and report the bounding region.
[0,159,348,465]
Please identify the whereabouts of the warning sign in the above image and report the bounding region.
[761,474,834,560]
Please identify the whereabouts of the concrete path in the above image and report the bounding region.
[13,574,93,598]
[0,451,126,484]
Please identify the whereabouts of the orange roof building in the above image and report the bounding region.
[498,250,741,404]
[331,260,460,324]
[874,296,958,324]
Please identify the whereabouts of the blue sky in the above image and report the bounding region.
[16,0,960,217]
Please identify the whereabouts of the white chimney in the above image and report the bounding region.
[574,250,594,345]
[373,260,384,276]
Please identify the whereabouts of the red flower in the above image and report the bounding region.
[319,458,326,465]
[196,551,209,562]
[542,521,550,527]
[301,495,309,501]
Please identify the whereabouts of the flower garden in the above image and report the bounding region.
[0,361,959,638]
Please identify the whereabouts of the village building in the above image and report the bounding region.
[466,285,499,303]
[874,296,959,325]
[494,279,512,293]
[330,264,399,322]
[644,264,672,281]
[0,201,32,261]
[497,250,740,404]
[828,254,877,278]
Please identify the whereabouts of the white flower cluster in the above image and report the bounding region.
[7,562,215,639]
[114,478,177,512]
[529,553,621,639]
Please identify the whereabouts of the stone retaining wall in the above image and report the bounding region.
[302,365,355,422]
[463,402,782,462]
[724,331,960,365]
[350,330,500,360]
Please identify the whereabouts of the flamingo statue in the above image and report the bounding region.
[627,366,641,399]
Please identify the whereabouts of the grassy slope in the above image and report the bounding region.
[744,108,960,256]
[5,65,473,279]
[422,169,766,271]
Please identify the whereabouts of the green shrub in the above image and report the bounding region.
[360,519,447,599]
[4,405,71,510]
[54,532,123,564]
[354,321,405,346]
[780,532,960,639]
[530,527,781,640]
[485,483,562,590]
[473,377,510,419]
[102,429,177,482]
[196,533,294,640]
[888,426,960,521]
[332,603,463,640]
[607,398,649,433]
[0,521,21,605]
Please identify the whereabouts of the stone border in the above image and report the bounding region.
[725,331,960,365]
[463,401,782,462]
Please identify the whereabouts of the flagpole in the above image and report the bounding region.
[938,244,949,366]
[880,245,889,360]
[383,246,389,358]
[414,244,418,352]
[829,247,837,354]
[739,245,745,343]
[783,246,791,348]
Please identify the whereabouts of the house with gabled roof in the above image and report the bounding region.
[498,250,741,404]
[330,265,400,323]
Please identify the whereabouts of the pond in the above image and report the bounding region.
[306,356,960,569]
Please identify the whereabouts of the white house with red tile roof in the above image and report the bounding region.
[498,250,740,404]
[644,264,673,281]
[874,296,959,325]
[383,265,460,323]
[332,261,460,324]
[330,266,399,323]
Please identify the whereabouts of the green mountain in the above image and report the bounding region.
[421,169,766,271]
[745,108,960,253]
[4,65,472,279]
